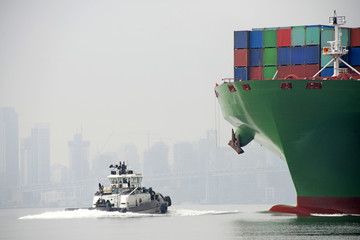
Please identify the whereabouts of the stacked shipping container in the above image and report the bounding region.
[350,28,360,74]
[234,26,360,81]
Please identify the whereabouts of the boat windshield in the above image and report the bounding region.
[109,178,118,184]
[131,177,140,183]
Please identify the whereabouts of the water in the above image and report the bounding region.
[1,205,360,240]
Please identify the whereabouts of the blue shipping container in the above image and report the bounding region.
[320,67,334,77]
[250,49,263,67]
[234,67,249,81]
[340,53,349,67]
[304,46,320,64]
[249,30,263,49]
[291,46,305,65]
[234,31,249,49]
[349,47,360,66]
[277,47,291,66]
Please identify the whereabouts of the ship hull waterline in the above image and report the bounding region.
[215,79,360,215]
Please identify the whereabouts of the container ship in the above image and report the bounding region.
[215,12,360,215]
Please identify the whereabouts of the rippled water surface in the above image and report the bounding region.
[1,205,359,240]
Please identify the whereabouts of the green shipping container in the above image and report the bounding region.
[306,26,321,45]
[320,26,347,67]
[292,26,305,46]
[340,28,350,47]
[321,26,334,47]
[321,54,333,67]
[263,29,277,48]
[263,66,277,79]
[263,48,277,66]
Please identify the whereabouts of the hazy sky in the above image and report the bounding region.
[1,0,359,166]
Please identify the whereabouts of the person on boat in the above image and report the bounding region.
[99,183,104,193]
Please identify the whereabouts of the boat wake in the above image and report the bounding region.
[19,208,240,220]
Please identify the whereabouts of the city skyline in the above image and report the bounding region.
[0,109,296,207]
[2,1,359,168]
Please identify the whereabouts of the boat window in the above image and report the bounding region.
[109,178,117,184]
[131,177,139,183]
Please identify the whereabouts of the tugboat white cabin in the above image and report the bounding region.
[92,162,171,213]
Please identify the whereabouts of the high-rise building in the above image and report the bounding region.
[173,142,194,174]
[69,133,90,181]
[20,137,33,185]
[0,107,19,191]
[20,123,51,185]
[118,143,141,172]
[32,123,51,184]
[20,124,51,186]
[143,142,169,176]
[51,164,69,183]
[92,152,117,179]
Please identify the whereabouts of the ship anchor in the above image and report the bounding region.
[228,129,244,154]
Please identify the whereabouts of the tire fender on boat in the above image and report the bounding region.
[284,74,298,80]
[164,196,172,206]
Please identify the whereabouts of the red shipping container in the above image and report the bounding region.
[349,66,360,75]
[249,67,263,80]
[234,49,249,67]
[304,64,320,78]
[277,65,292,79]
[290,65,306,78]
[278,65,319,79]
[277,28,291,47]
[350,28,360,47]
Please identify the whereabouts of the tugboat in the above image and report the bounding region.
[93,162,171,213]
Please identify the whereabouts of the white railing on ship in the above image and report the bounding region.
[221,78,236,83]
[339,68,349,73]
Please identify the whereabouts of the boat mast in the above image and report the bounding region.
[313,11,360,78]
[329,10,347,76]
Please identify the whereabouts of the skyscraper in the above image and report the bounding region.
[173,141,194,173]
[20,137,33,186]
[118,143,141,172]
[20,124,51,185]
[69,133,90,181]
[0,108,19,192]
[32,123,50,184]
[92,152,117,179]
[143,141,169,176]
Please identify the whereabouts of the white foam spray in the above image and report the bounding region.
[19,208,241,220]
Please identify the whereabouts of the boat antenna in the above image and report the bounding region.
[330,10,346,76]
[313,11,360,77]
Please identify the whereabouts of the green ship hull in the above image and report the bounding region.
[215,79,360,215]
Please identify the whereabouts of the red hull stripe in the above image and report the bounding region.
[270,197,360,215]
[298,196,360,214]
